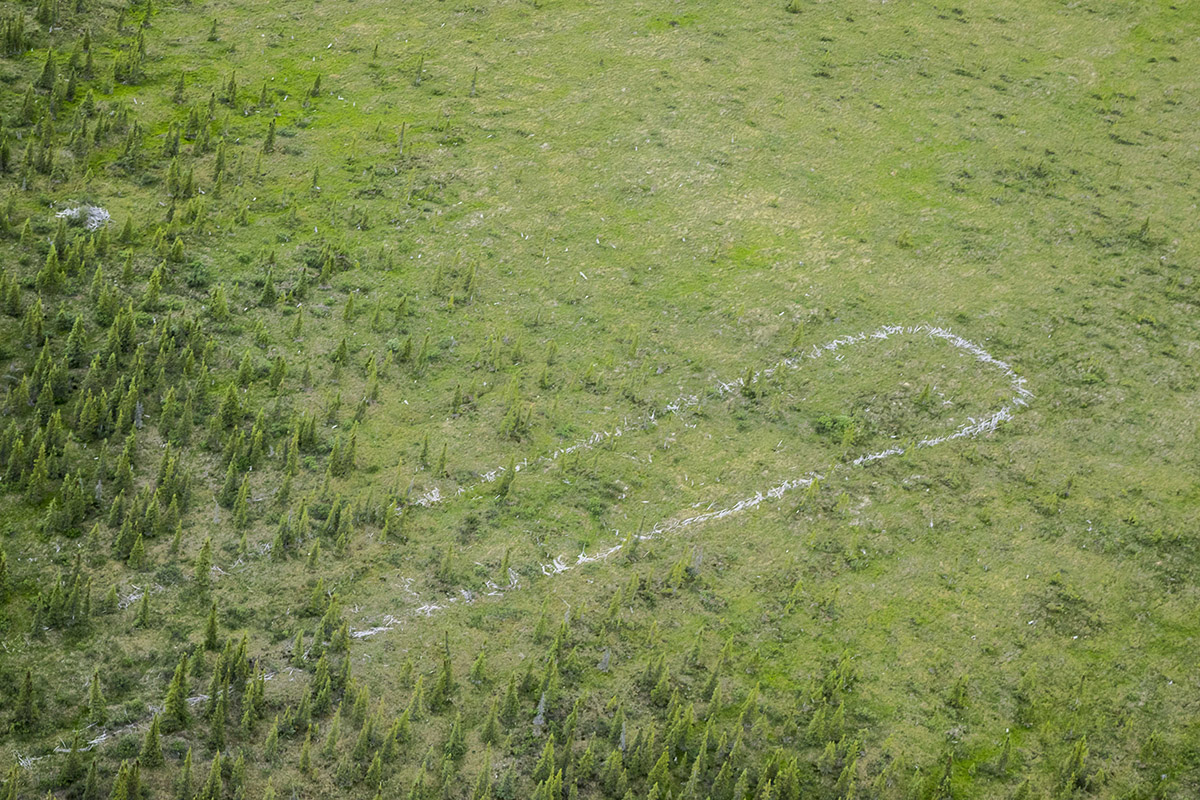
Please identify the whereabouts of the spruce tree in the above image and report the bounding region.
[171,749,192,800]
[321,711,341,758]
[60,730,86,786]
[263,717,280,761]
[109,761,134,800]
[164,656,190,730]
[480,697,501,745]
[299,726,313,773]
[36,49,57,90]
[390,707,412,752]
[134,588,152,627]
[1062,735,1088,792]
[199,753,222,800]
[495,457,515,499]
[445,712,466,760]
[87,668,107,725]
[126,533,146,569]
[366,751,383,785]
[471,746,492,800]
[99,584,119,616]
[233,475,251,529]
[469,651,488,686]
[194,537,213,591]
[140,714,164,767]
[204,602,219,650]
[207,689,226,750]
[82,759,100,800]
[533,735,556,783]
[494,674,519,730]
[218,461,239,507]
[407,676,425,721]
[230,753,246,799]
[14,669,37,730]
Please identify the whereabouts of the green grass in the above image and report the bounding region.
[0,0,1198,798]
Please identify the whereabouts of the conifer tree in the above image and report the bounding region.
[495,457,515,499]
[263,717,280,761]
[533,735,556,783]
[1062,735,1089,791]
[127,534,146,570]
[228,753,246,800]
[59,730,86,787]
[110,761,136,800]
[140,714,165,767]
[76,758,99,800]
[3,765,20,800]
[204,602,219,650]
[415,333,430,371]
[233,475,251,529]
[99,584,119,616]
[949,674,969,711]
[208,689,227,750]
[14,669,37,730]
[366,750,383,785]
[217,382,239,428]
[164,656,191,730]
[478,697,501,745]
[218,460,240,508]
[469,650,488,687]
[199,753,222,800]
[195,537,213,591]
[316,709,338,757]
[467,746,492,800]
[390,707,412,752]
[259,117,274,154]
[37,49,57,90]
[87,668,107,725]
[445,711,466,760]
[299,726,313,773]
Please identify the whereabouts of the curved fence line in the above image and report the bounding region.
[352,324,1032,638]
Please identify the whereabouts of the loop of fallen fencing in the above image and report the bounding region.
[350,323,1032,639]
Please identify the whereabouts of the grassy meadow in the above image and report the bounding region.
[0,0,1197,798]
